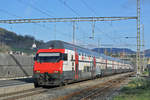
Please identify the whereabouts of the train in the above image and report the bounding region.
[33,40,133,87]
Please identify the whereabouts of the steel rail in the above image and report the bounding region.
[54,72,134,100]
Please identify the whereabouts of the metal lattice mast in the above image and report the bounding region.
[142,24,145,72]
[136,0,141,75]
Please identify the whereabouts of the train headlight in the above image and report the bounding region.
[35,70,40,73]
[54,71,59,73]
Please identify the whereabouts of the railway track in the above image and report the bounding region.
[0,87,48,100]
[0,81,85,100]
[55,72,134,100]
[80,77,127,100]
[0,72,134,100]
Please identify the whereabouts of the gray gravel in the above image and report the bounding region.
[18,73,132,100]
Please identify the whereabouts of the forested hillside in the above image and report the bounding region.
[0,28,44,54]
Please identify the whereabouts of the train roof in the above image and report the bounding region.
[39,40,130,64]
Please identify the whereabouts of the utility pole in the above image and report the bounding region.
[136,0,141,76]
[92,20,95,39]
[73,21,75,44]
[98,39,100,56]
[54,22,57,40]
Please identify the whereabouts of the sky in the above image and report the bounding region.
[0,0,149,51]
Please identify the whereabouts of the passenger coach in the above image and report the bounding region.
[33,40,132,87]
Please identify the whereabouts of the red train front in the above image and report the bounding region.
[33,49,68,87]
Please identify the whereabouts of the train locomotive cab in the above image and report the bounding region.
[33,49,67,87]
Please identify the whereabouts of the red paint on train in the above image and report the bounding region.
[34,49,65,74]
[37,49,65,53]
[93,56,96,68]
[75,49,79,79]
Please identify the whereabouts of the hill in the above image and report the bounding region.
[92,48,135,54]
[144,49,150,57]
[0,27,150,57]
[93,48,150,58]
[0,27,44,54]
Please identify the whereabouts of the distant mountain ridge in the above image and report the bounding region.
[143,49,150,57]
[92,48,135,54]
[92,48,150,58]
[0,27,150,57]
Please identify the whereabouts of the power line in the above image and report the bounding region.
[58,0,132,46]
[80,0,118,43]
[18,0,88,43]
[0,9,73,40]
[80,0,97,16]
[80,0,117,44]
[0,2,87,43]
[0,16,136,44]
[0,9,21,18]
[80,0,131,47]
[58,0,80,16]
[17,0,75,39]
[58,0,93,44]
[0,6,137,49]
[17,0,54,17]
[0,9,51,30]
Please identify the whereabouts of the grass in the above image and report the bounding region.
[113,77,150,100]
[142,69,149,76]
[0,45,11,53]
[11,47,36,55]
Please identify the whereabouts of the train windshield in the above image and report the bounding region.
[36,52,61,63]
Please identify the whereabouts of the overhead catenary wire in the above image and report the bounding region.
[0,9,21,18]
[17,0,54,17]
[14,0,137,46]
[17,0,88,43]
[0,8,137,48]
[0,8,73,40]
[0,8,51,30]
[57,0,89,44]
[0,1,137,50]
[17,0,73,39]
[80,0,97,16]
[80,0,134,48]
[58,0,80,16]
[80,0,123,44]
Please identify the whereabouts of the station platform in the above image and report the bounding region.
[0,78,33,87]
[0,78,34,95]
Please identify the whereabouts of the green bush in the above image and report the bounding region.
[113,77,150,100]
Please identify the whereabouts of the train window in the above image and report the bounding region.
[33,56,37,61]
[79,53,81,56]
[84,67,87,72]
[71,55,73,61]
[84,66,90,72]
[62,53,68,61]
[72,62,74,66]
[87,67,90,72]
